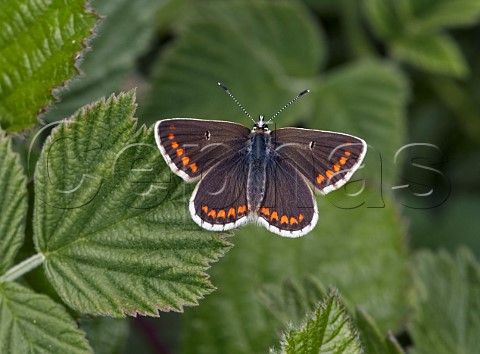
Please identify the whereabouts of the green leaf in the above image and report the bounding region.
[410,248,480,354]
[400,0,480,33]
[42,0,163,123]
[261,278,405,354]
[355,308,404,354]
[0,0,97,132]
[258,276,328,327]
[313,60,408,184]
[392,34,469,78]
[271,290,362,354]
[141,0,325,124]
[34,91,231,316]
[0,281,92,353]
[79,317,128,354]
[181,189,409,354]
[0,129,27,275]
[363,0,404,39]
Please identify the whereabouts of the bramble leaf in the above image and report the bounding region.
[0,282,92,353]
[34,91,231,316]
[271,290,362,354]
[0,129,27,275]
[0,0,97,131]
[355,308,404,354]
[42,0,163,123]
[410,248,480,354]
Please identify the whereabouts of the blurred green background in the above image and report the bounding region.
[19,0,480,353]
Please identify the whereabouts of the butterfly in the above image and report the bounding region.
[154,84,367,237]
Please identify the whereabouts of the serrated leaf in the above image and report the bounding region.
[79,317,128,354]
[258,277,327,327]
[33,91,231,316]
[410,248,480,354]
[0,129,27,274]
[0,281,92,353]
[355,308,404,354]
[42,0,163,123]
[272,290,363,354]
[0,0,97,132]
[181,189,409,354]
[313,60,408,184]
[392,33,469,78]
[141,0,325,124]
[262,278,404,354]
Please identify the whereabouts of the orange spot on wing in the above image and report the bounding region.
[333,163,340,172]
[202,206,208,214]
[190,163,198,173]
[181,156,190,165]
[270,212,279,221]
[217,210,226,218]
[290,217,298,225]
[208,210,217,218]
[280,215,288,224]
[169,124,175,130]
[176,148,184,157]
[238,205,247,214]
[345,150,351,156]
[228,208,236,218]
[340,156,348,165]
[168,134,175,140]
[299,213,304,222]
[316,174,325,184]
[326,170,334,178]
[260,207,270,216]
[171,142,179,149]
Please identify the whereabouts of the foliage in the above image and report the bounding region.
[0,0,97,131]
[410,249,480,354]
[272,290,363,354]
[1,0,480,353]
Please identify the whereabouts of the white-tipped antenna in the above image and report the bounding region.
[218,82,256,124]
[266,89,310,124]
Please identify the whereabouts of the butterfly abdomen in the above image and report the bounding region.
[247,132,270,211]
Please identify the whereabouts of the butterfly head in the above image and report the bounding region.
[253,115,269,133]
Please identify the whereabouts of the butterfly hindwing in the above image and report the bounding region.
[256,156,318,237]
[190,152,250,231]
[271,128,367,194]
[155,118,250,181]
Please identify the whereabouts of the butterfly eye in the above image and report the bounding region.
[204,130,211,140]
[309,141,316,149]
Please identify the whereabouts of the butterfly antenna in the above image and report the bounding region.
[266,89,310,124]
[218,82,256,124]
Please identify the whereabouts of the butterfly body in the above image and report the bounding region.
[247,124,270,211]
[155,117,366,237]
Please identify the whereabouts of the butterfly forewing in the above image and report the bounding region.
[155,118,250,181]
[271,128,367,194]
[256,157,318,237]
[190,152,250,231]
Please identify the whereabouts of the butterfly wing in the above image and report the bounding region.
[270,128,367,194]
[155,118,250,181]
[256,156,318,237]
[190,152,250,231]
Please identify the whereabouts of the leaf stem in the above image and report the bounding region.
[0,254,45,282]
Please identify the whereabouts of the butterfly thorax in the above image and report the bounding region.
[247,128,270,212]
